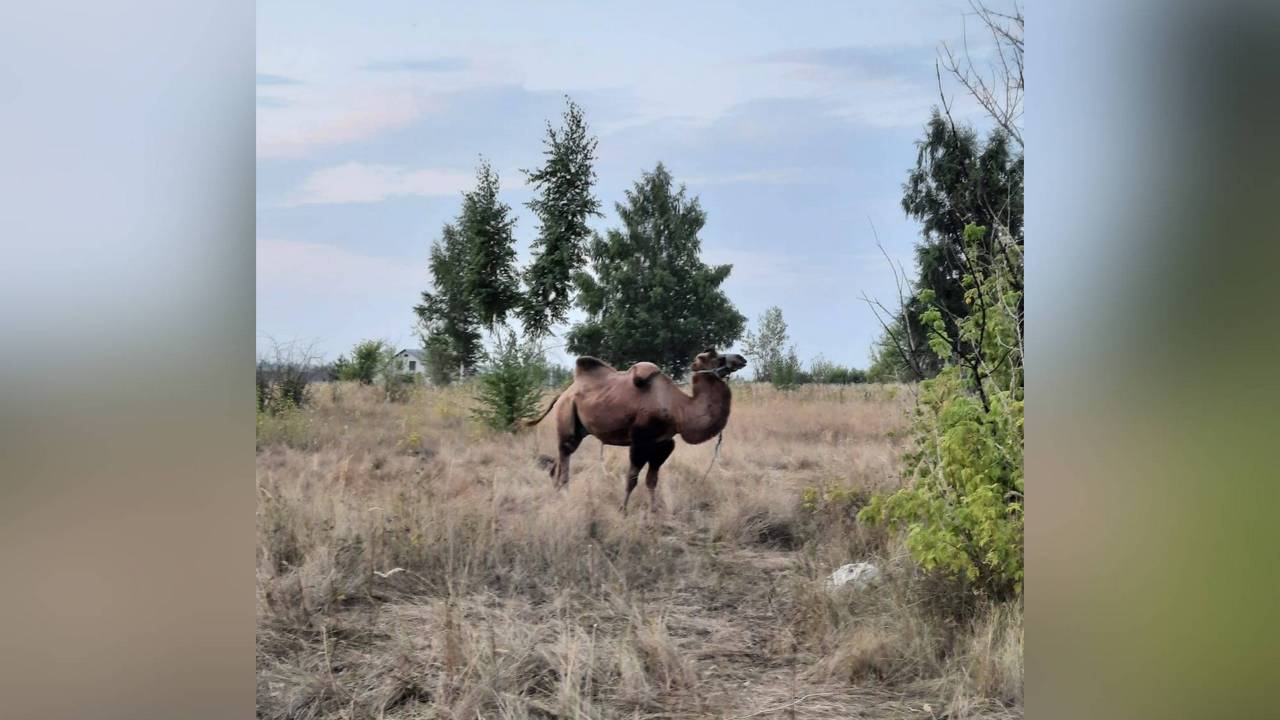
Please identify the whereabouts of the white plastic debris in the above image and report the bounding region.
[826,562,882,591]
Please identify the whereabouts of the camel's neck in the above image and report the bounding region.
[676,373,733,444]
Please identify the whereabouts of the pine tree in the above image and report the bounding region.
[566,163,746,378]
[519,98,602,338]
[415,223,483,379]
[471,330,548,432]
[460,158,520,329]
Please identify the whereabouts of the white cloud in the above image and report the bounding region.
[283,162,472,206]
[256,90,439,159]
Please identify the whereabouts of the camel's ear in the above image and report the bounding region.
[703,347,716,356]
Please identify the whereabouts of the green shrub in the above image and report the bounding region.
[382,371,418,403]
[833,367,868,384]
[811,355,868,385]
[256,397,311,449]
[772,347,803,390]
[860,225,1023,598]
[256,359,311,414]
[472,331,548,432]
[801,485,871,518]
[860,368,1022,596]
[337,340,392,384]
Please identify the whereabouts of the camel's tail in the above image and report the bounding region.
[523,388,564,427]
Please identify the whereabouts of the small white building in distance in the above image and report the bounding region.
[391,349,429,379]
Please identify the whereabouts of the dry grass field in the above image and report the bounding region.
[256,381,1022,719]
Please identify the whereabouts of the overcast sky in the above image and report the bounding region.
[257,0,993,368]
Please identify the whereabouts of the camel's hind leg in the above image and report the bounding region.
[553,400,588,489]
[644,439,676,515]
[620,443,647,515]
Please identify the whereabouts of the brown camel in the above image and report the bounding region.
[525,348,747,514]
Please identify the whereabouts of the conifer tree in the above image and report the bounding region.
[415,223,483,379]
[460,158,520,329]
[567,163,745,378]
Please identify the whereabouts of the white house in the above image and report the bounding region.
[391,349,429,379]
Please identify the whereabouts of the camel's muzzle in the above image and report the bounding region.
[717,354,748,377]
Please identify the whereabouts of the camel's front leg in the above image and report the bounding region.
[644,439,676,515]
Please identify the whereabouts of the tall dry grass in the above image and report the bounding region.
[256,380,1021,719]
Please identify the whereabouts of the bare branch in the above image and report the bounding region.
[938,0,1024,146]
[862,219,926,381]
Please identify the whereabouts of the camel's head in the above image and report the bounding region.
[692,348,748,378]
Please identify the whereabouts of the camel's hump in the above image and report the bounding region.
[629,362,661,388]
[574,356,615,375]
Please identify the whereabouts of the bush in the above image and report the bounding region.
[382,371,418,403]
[833,367,868,384]
[256,397,311,449]
[256,340,320,414]
[859,224,1024,599]
[859,368,1023,597]
[472,331,548,432]
[811,355,868,385]
[337,340,393,385]
[772,347,803,390]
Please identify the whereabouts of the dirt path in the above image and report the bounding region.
[641,529,965,720]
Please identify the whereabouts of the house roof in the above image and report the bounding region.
[396,349,427,360]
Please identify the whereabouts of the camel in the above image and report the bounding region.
[525,348,747,514]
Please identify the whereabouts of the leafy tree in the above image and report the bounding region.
[460,158,521,329]
[865,112,1023,387]
[872,2,1023,387]
[904,112,1023,347]
[338,340,392,385]
[416,223,484,379]
[566,163,745,378]
[742,306,789,383]
[519,98,602,338]
[472,330,548,432]
[423,340,458,386]
[920,224,1024,403]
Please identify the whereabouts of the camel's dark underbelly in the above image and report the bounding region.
[591,426,676,446]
